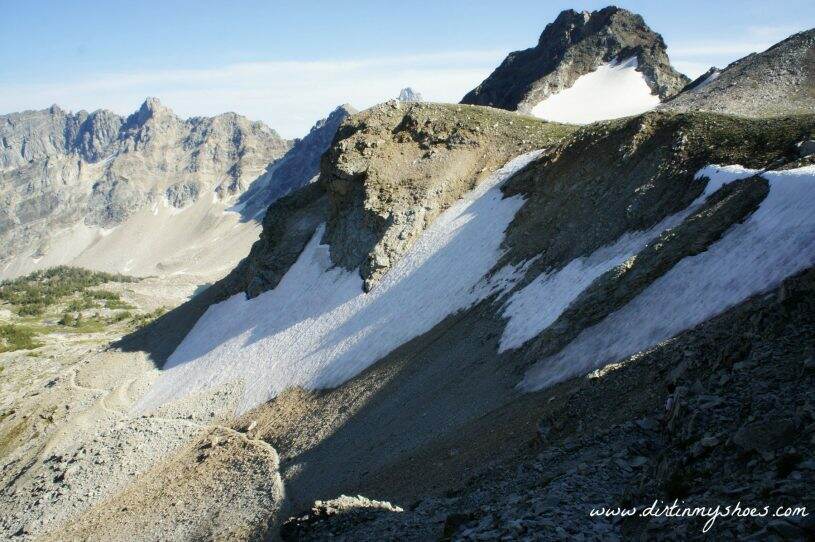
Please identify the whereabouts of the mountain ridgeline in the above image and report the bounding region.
[0,99,352,280]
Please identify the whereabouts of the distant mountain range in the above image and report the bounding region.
[0,98,352,280]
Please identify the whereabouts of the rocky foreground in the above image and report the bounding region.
[281,267,815,540]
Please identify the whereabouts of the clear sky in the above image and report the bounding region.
[1,0,812,138]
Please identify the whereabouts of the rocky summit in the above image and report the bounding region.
[397,87,424,102]
[461,7,688,114]
[2,6,815,542]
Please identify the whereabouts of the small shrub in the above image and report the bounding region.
[0,267,137,315]
[110,311,132,323]
[0,324,42,352]
[131,307,168,329]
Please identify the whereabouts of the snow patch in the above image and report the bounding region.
[136,151,543,414]
[530,57,660,124]
[499,166,740,352]
[520,164,815,390]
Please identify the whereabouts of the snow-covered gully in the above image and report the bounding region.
[139,161,815,415]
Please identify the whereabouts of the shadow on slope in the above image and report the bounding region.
[114,182,330,367]
[113,281,228,367]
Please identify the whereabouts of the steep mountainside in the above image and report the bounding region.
[216,101,575,297]
[103,100,815,540]
[661,28,815,117]
[461,7,688,118]
[3,104,815,540]
[4,17,815,542]
[0,98,291,279]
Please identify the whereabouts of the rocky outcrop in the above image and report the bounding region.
[216,101,575,297]
[223,182,329,298]
[282,495,403,540]
[0,98,291,278]
[497,111,815,276]
[461,7,688,113]
[661,29,815,117]
[49,427,284,541]
[320,101,575,290]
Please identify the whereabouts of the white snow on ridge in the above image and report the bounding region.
[499,165,751,352]
[136,151,543,414]
[530,57,660,124]
[520,164,815,391]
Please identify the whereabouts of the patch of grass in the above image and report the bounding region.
[0,416,29,458]
[56,311,110,333]
[0,324,42,352]
[88,290,134,310]
[109,311,133,323]
[0,266,136,317]
[130,307,168,330]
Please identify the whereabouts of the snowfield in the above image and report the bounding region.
[520,164,815,390]
[137,151,542,413]
[530,57,661,123]
[139,160,815,413]
[499,165,744,352]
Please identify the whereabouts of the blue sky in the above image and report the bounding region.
[1,1,812,137]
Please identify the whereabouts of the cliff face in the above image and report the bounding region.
[319,101,575,290]
[0,98,291,279]
[461,7,688,113]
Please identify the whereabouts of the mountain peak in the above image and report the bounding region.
[330,103,358,120]
[397,88,424,102]
[130,96,174,124]
[141,96,165,111]
[462,6,688,115]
